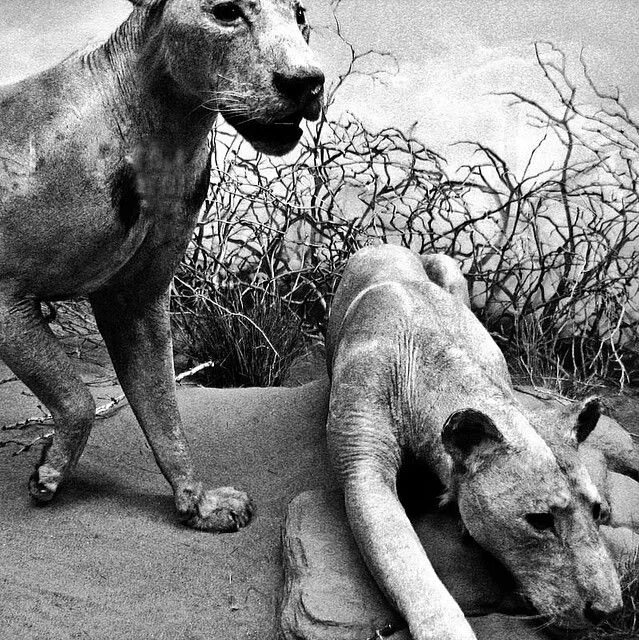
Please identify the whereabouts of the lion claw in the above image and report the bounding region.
[179,486,254,532]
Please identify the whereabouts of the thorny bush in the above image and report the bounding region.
[173,43,639,390]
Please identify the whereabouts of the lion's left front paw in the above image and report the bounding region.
[179,485,254,532]
[28,463,63,504]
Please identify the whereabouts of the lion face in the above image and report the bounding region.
[161,0,324,155]
[443,401,623,631]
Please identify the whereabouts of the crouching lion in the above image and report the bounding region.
[326,245,622,640]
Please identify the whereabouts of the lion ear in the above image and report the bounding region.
[442,409,504,468]
[572,397,601,445]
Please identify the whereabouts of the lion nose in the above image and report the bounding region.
[273,68,324,119]
[584,600,621,625]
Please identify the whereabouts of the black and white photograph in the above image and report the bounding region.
[1,1,638,638]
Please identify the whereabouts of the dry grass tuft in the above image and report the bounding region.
[174,287,306,388]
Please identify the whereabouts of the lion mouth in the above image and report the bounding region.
[221,111,304,156]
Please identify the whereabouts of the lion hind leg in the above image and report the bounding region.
[421,254,470,308]
[0,295,95,501]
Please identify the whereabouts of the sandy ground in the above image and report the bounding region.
[2,335,638,640]
[0,344,335,640]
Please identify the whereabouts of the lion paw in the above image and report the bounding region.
[28,464,62,504]
[179,485,254,532]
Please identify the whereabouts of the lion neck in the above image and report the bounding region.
[82,4,217,160]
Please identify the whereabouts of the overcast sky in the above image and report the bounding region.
[1,0,638,171]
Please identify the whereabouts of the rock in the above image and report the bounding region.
[590,415,639,480]
[280,490,403,640]
[280,489,537,640]
[608,471,639,531]
[601,525,639,567]
[579,444,609,496]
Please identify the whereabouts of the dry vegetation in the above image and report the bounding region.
[172,42,639,392]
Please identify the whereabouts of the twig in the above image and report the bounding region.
[513,384,573,406]
[95,393,127,419]
[1,361,217,437]
[12,431,55,456]
[176,360,215,383]
[1,414,53,431]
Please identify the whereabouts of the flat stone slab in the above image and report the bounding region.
[280,469,639,640]
[609,471,639,530]
[280,489,547,640]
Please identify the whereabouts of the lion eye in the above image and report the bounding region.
[525,512,555,532]
[211,2,243,23]
[295,3,306,25]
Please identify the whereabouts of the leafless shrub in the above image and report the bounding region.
[447,43,639,391]
[173,112,450,332]
[173,41,638,391]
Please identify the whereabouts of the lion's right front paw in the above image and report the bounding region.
[179,485,254,532]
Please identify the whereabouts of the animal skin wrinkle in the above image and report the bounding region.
[4,297,39,319]
[328,409,400,471]
[390,352,430,452]
[104,2,165,59]
[336,280,411,339]
[0,299,43,343]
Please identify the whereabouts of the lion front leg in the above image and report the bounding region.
[343,471,477,640]
[90,287,253,532]
[328,411,476,640]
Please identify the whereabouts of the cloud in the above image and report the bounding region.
[322,38,550,171]
[313,0,639,176]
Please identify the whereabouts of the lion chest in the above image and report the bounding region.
[0,132,208,299]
